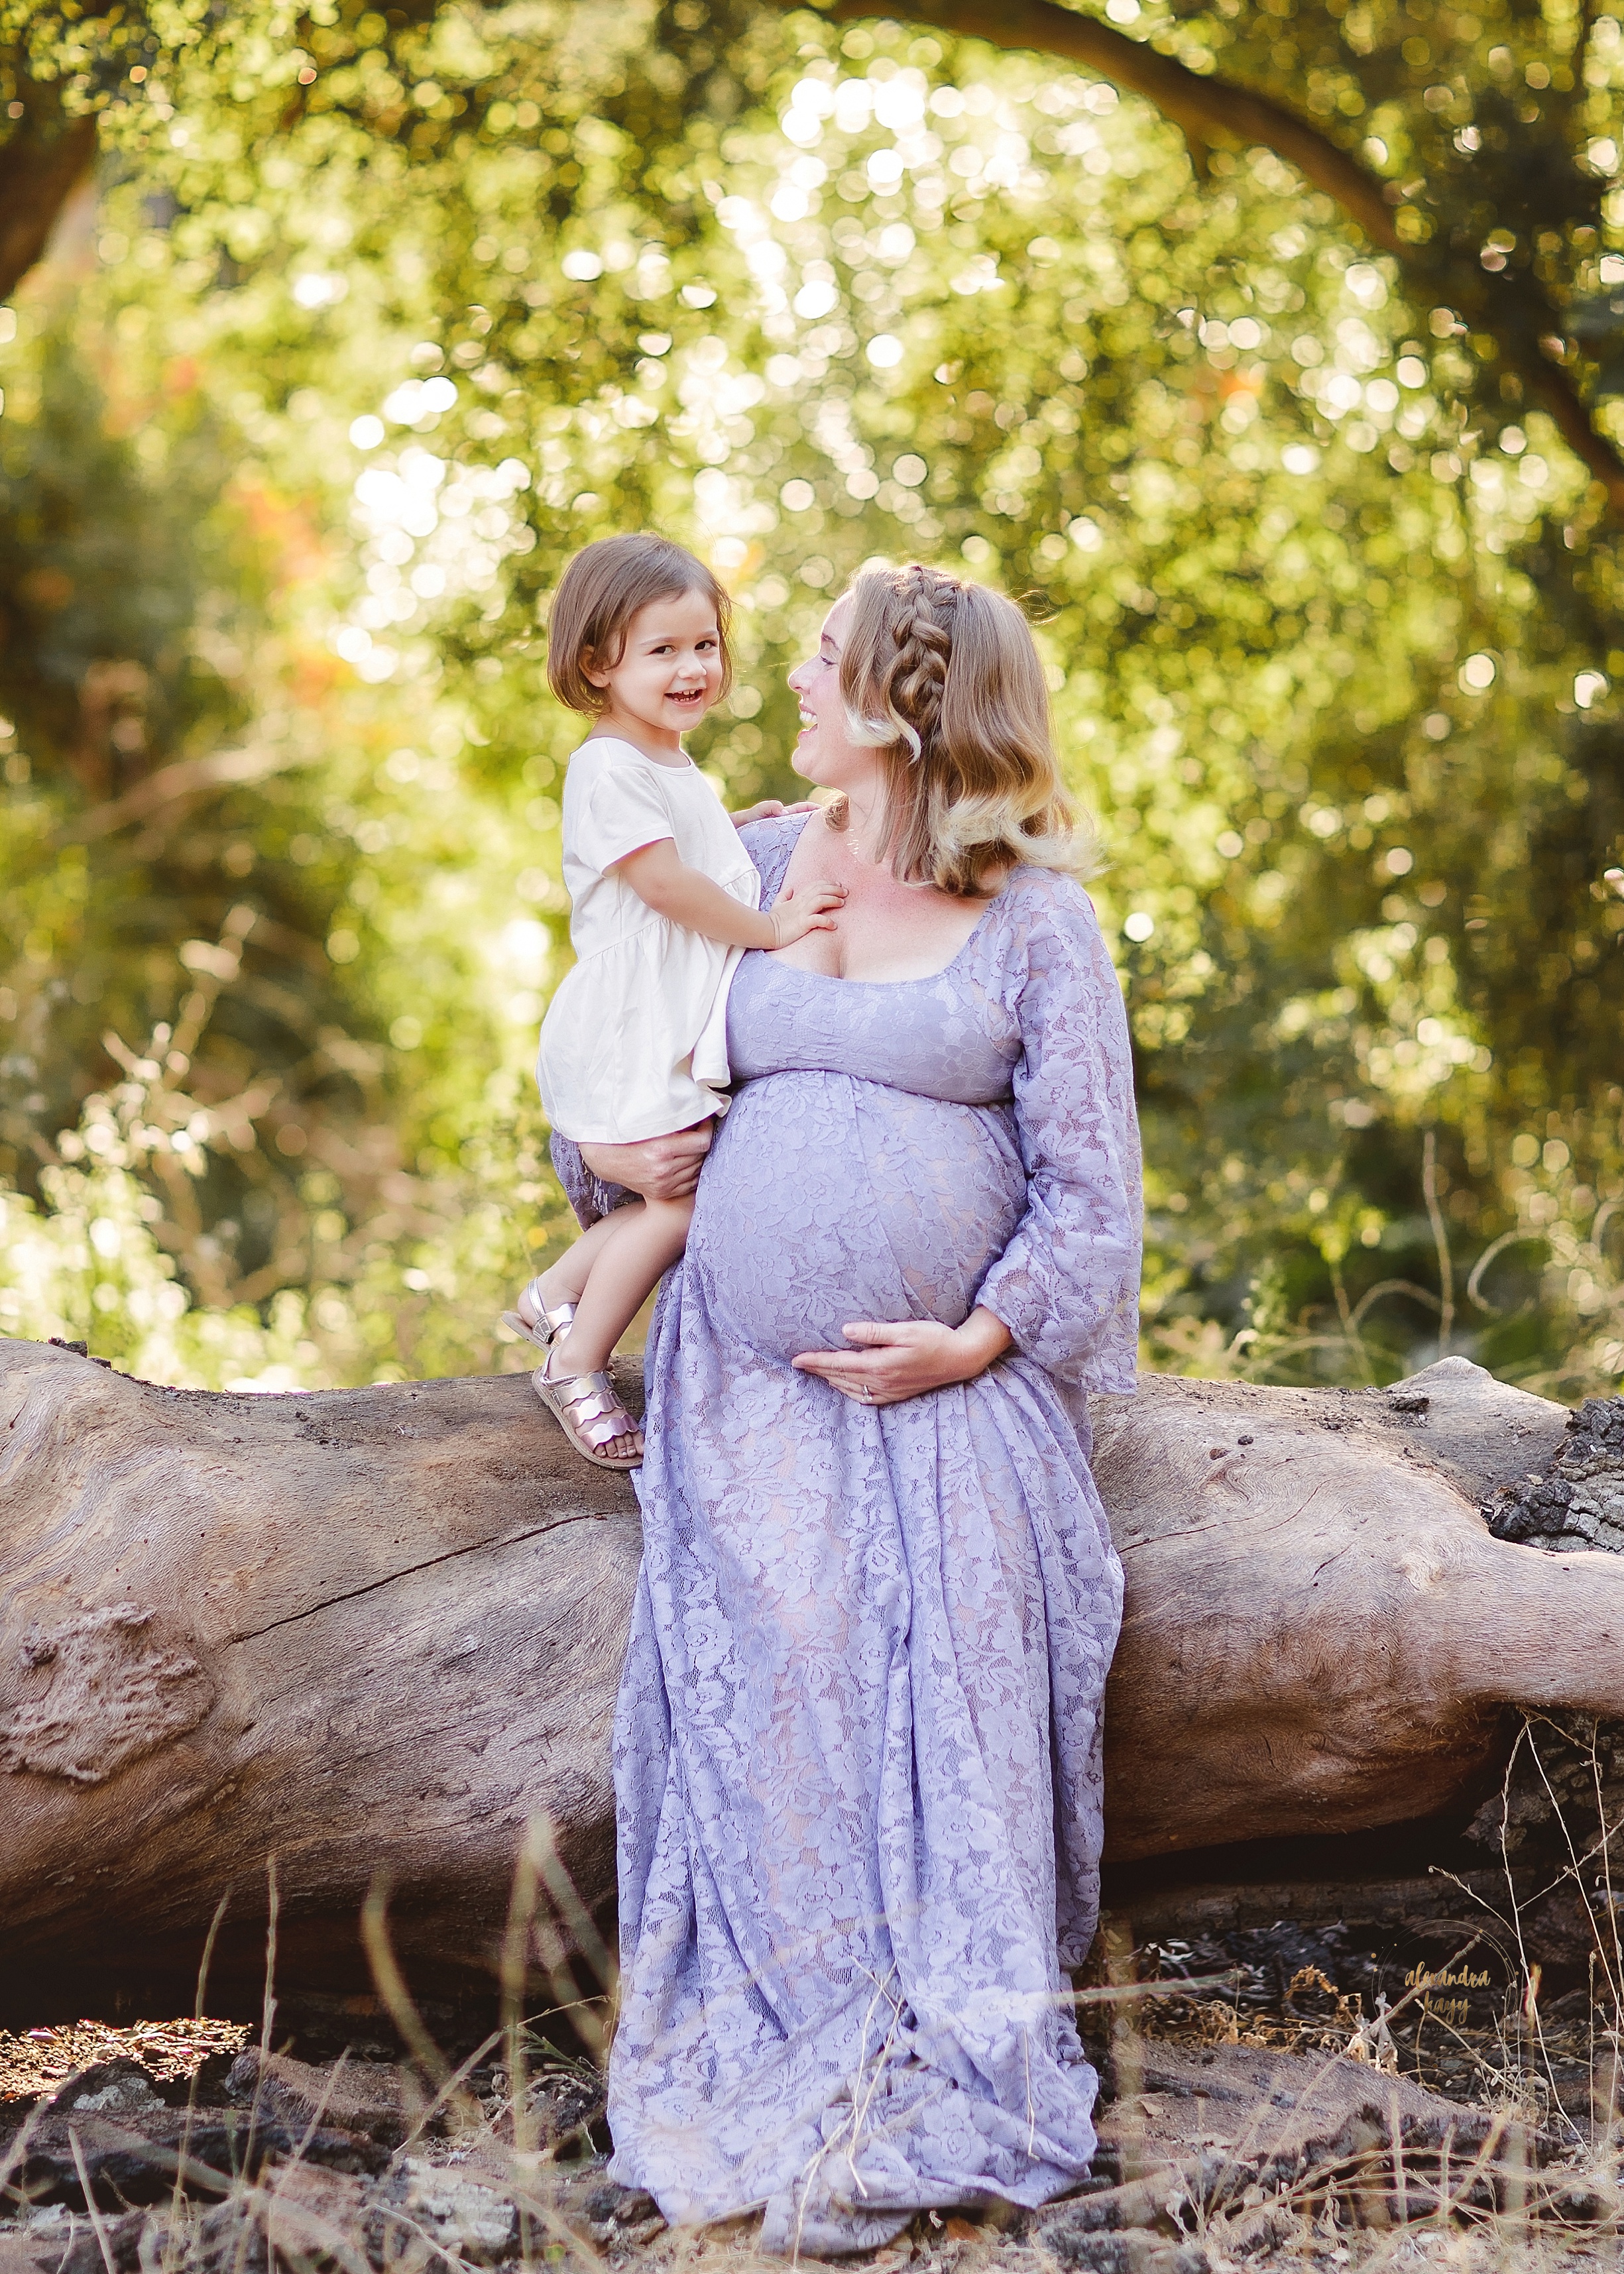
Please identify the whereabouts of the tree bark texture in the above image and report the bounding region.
[1,1338,1618,2008]
[0,105,95,306]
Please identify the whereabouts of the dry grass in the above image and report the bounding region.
[1092,1721,1624,2269]
[7,1754,1624,2274]
[1,2009,1619,2274]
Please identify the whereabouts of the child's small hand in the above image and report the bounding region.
[767,880,846,948]
[730,799,819,829]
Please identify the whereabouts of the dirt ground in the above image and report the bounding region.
[3,1943,1621,2274]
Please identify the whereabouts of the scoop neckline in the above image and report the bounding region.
[760,812,1008,990]
[582,733,695,772]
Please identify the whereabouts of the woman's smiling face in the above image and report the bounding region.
[787,595,886,797]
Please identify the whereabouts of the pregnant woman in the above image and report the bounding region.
[553,563,1141,2253]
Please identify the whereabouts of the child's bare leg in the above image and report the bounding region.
[551,1196,693,1377]
[526,1206,636,1316]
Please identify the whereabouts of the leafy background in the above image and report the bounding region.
[1,0,1621,1396]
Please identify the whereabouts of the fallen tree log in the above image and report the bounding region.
[1,1337,1620,2011]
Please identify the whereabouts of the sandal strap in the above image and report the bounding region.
[509,1282,577,1349]
[546,1365,638,1450]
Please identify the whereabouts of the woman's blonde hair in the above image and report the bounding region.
[833,563,1093,897]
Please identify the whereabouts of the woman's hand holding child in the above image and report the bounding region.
[729,797,818,828]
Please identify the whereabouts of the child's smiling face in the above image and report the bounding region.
[585,585,724,748]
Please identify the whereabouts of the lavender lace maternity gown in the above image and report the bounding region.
[556,816,1141,2255]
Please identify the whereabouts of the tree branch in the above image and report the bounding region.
[58,745,292,844]
[857,0,1403,248]
[789,0,1624,512]
[0,101,96,303]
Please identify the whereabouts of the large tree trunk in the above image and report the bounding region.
[0,95,96,304]
[1,1337,1615,2014]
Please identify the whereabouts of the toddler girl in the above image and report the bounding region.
[506,534,843,1468]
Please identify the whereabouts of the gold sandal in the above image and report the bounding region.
[501,1279,575,1352]
[532,1352,644,1471]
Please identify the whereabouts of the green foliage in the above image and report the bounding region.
[0,0,1621,1393]
[0,1015,572,1387]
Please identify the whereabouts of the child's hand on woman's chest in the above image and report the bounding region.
[768,812,999,985]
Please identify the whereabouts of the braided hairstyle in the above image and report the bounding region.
[833,563,1092,897]
[864,564,958,764]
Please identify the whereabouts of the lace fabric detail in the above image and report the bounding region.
[559,812,1141,2251]
[549,1131,634,1229]
[721,818,1142,1396]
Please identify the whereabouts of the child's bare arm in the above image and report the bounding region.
[614,839,844,948]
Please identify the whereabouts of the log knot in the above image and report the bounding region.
[1,1603,214,1784]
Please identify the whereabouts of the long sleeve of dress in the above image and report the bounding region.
[975,879,1143,1395]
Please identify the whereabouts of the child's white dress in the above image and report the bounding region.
[537,736,761,1145]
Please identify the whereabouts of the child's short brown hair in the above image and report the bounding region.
[546,534,734,716]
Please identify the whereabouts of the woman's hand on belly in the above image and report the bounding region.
[790,1306,1013,1406]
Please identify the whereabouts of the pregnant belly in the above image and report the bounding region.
[686,1070,1024,1363]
